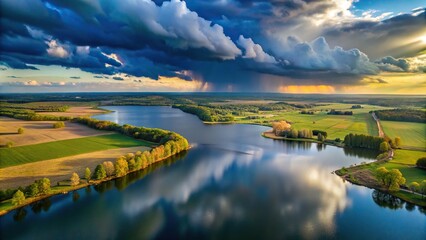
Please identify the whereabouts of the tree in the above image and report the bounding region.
[12,190,25,206]
[416,157,426,169]
[394,137,401,147]
[53,121,65,128]
[17,127,24,134]
[6,141,14,148]
[85,167,91,183]
[115,157,129,177]
[25,183,39,197]
[420,180,426,198]
[379,141,390,152]
[376,167,389,185]
[102,161,115,176]
[385,169,406,191]
[408,182,419,193]
[36,178,51,195]
[70,172,80,186]
[93,164,106,180]
[318,133,324,142]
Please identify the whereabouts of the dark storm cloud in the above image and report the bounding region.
[0,0,424,91]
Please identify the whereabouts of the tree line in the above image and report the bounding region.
[344,133,388,151]
[373,109,426,123]
[327,109,353,115]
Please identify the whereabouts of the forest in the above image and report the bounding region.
[374,109,426,123]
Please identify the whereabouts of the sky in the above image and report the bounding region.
[0,0,425,93]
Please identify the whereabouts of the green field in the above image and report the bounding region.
[229,103,388,139]
[0,134,153,168]
[384,150,426,183]
[381,120,426,149]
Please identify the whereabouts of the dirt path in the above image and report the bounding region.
[0,146,150,189]
[372,112,385,137]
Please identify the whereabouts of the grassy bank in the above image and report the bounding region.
[336,149,426,206]
[0,134,154,168]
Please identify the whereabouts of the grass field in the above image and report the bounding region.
[380,120,425,149]
[230,103,386,139]
[0,134,153,168]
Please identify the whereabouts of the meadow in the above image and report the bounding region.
[232,103,386,139]
[0,134,153,168]
[380,120,425,149]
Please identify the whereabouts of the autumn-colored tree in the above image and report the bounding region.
[115,157,129,177]
[272,121,291,136]
[102,161,115,177]
[70,172,80,186]
[394,137,401,147]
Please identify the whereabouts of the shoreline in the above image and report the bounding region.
[262,130,426,207]
[0,149,190,216]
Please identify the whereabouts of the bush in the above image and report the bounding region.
[6,141,14,148]
[53,121,65,128]
[17,127,24,134]
[416,157,426,169]
[11,190,25,206]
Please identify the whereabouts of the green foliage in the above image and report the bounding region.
[11,190,25,206]
[420,180,426,197]
[375,167,406,191]
[312,130,328,139]
[70,172,80,186]
[36,178,51,195]
[374,109,426,123]
[344,133,384,150]
[93,164,107,180]
[416,157,426,169]
[85,167,91,182]
[17,127,24,134]
[53,121,65,128]
[25,183,39,197]
[379,141,390,152]
[408,182,419,193]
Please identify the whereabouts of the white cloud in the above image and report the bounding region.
[117,0,241,59]
[237,35,277,63]
[46,40,70,58]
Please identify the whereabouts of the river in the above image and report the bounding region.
[1,106,425,239]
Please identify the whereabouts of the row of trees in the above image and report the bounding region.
[408,180,426,197]
[374,109,425,123]
[0,108,71,121]
[327,110,353,115]
[271,121,320,140]
[344,133,387,151]
[173,105,235,122]
[71,117,189,147]
[10,178,52,206]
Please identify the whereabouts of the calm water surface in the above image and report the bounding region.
[1,106,425,239]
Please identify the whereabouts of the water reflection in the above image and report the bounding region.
[1,106,425,240]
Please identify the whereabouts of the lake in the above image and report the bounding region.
[1,106,425,239]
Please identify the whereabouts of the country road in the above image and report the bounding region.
[372,112,385,137]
